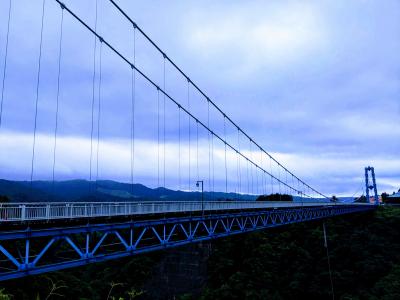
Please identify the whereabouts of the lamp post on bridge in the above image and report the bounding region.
[196,180,204,214]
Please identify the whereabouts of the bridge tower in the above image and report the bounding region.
[365,166,379,205]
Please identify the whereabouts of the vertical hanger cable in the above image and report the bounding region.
[207,100,211,195]
[130,25,136,193]
[237,129,242,195]
[157,88,160,188]
[95,40,103,189]
[163,57,166,188]
[89,0,99,188]
[0,0,12,128]
[178,107,181,190]
[224,116,228,194]
[52,7,64,193]
[187,79,191,191]
[30,0,46,185]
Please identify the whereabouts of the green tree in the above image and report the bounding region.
[0,289,12,300]
[381,192,389,203]
[256,194,293,202]
[0,195,9,203]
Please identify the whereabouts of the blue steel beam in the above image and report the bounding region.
[0,205,375,281]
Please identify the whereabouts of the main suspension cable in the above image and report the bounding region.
[55,1,311,197]
[105,0,327,199]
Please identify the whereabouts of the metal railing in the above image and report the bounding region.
[0,201,372,222]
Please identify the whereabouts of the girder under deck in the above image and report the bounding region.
[0,203,375,281]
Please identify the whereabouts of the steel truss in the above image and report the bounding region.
[0,205,374,281]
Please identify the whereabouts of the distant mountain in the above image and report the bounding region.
[0,179,257,203]
[292,196,331,203]
[0,180,51,202]
[336,196,358,203]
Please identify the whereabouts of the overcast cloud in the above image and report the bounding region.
[0,0,399,196]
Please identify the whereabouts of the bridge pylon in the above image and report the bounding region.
[365,166,379,205]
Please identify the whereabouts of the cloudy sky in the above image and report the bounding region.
[0,0,399,197]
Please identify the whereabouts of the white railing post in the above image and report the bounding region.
[21,205,26,221]
[0,201,370,223]
[65,204,69,219]
[46,204,50,220]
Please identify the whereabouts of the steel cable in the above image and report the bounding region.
[30,0,46,186]
[55,1,316,197]
[89,0,99,189]
[187,80,191,192]
[95,40,103,190]
[178,107,181,191]
[0,0,12,128]
[224,116,227,194]
[105,0,328,199]
[130,26,136,194]
[52,7,64,194]
[163,57,166,189]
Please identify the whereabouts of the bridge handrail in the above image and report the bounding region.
[0,201,372,222]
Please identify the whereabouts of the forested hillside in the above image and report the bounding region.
[1,207,399,299]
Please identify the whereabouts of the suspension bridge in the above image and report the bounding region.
[0,0,377,281]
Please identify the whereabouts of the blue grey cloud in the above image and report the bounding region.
[0,0,399,196]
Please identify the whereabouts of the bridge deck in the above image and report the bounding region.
[0,201,372,222]
[0,203,375,281]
